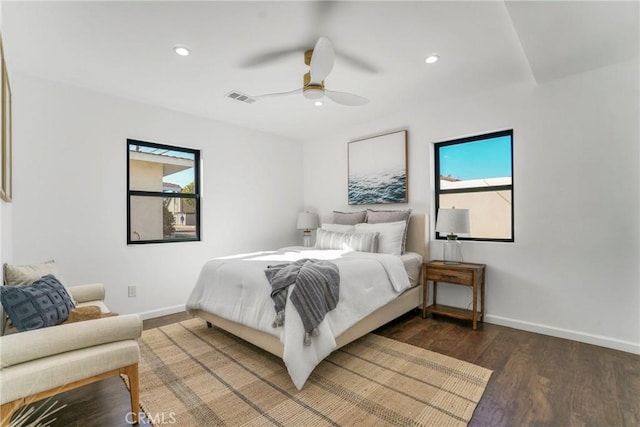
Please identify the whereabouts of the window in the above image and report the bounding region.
[434,130,513,242]
[127,139,201,244]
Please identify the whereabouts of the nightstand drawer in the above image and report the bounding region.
[427,269,472,284]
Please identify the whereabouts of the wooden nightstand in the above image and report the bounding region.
[422,260,486,330]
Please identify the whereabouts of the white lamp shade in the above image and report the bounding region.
[297,212,319,230]
[435,208,470,234]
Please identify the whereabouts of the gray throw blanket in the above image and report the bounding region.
[265,258,340,346]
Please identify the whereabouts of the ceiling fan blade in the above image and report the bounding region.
[309,1,336,35]
[309,37,335,83]
[253,88,303,99]
[335,51,379,74]
[239,46,306,68]
[325,90,369,106]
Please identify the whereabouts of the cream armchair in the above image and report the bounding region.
[0,283,142,426]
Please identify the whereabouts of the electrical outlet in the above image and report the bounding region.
[128,285,136,298]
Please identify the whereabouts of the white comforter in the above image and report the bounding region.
[186,247,411,390]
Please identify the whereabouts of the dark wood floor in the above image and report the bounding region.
[15,311,640,426]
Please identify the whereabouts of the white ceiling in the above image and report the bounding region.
[3,1,638,142]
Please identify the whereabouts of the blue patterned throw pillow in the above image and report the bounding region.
[0,274,75,331]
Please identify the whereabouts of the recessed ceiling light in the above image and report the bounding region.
[425,54,439,64]
[174,46,190,56]
[314,100,323,106]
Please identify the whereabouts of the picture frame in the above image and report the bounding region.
[348,130,408,205]
[1,36,11,203]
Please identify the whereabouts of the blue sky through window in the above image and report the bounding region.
[165,169,194,188]
[439,135,512,180]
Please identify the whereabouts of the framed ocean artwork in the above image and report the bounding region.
[348,130,407,205]
[1,34,12,203]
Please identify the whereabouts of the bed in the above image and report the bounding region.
[186,213,428,389]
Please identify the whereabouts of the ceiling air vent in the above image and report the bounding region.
[225,90,256,104]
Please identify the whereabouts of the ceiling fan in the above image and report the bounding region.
[251,37,369,107]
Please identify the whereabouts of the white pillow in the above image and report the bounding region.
[321,223,356,233]
[354,221,406,256]
[315,229,378,253]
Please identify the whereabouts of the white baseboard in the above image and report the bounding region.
[485,314,640,355]
[135,305,639,355]
[138,304,186,320]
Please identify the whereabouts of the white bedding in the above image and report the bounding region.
[186,246,412,389]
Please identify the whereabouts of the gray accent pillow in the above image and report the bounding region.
[366,209,412,254]
[332,211,367,225]
[315,229,379,253]
[0,275,75,332]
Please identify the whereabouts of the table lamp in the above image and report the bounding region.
[297,212,319,247]
[435,207,470,264]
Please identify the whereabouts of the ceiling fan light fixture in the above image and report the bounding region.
[303,87,324,100]
[425,54,440,64]
[174,46,190,56]
[251,37,367,107]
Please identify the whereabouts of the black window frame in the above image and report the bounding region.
[127,138,201,245]
[434,129,514,243]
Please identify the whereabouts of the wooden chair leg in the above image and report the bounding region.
[122,363,139,424]
[1,400,25,427]
[3,365,139,426]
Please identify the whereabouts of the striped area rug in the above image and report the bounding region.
[137,318,491,426]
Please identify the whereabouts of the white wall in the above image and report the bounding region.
[0,199,10,269]
[12,75,304,317]
[303,59,640,353]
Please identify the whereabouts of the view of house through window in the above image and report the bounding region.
[127,139,200,244]
[434,130,513,241]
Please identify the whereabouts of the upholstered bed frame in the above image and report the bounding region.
[189,214,428,358]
